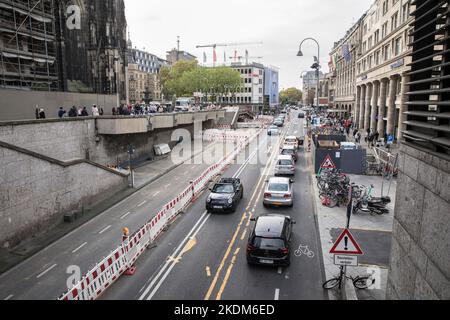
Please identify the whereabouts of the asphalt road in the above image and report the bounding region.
[101,112,327,301]
[0,136,248,300]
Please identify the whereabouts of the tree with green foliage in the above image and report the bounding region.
[279,87,303,105]
[160,61,242,101]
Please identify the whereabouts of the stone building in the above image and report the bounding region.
[355,0,413,140]
[166,49,197,65]
[329,14,365,115]
[56,0,128,100]
[387,0,450,300]
[302,71,324,106]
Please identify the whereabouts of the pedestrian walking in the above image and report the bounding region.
[58,107,66,119]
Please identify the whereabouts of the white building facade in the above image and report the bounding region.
[355,0,414,140]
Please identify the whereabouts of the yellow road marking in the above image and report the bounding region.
[240,229,247,241]
[206,266,212,277]
[204,127,289,300]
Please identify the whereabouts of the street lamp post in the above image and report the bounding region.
[297,38,321,110]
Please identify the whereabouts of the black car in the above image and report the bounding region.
[247,215,296,267]
[298,112,305,119]
[206,178,244,213]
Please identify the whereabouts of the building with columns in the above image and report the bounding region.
[355,0,413,140]
[329,14,365,116]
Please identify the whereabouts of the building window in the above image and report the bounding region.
[375,50,381,65]
[384,44,391,61]
[394,37,402,56]
[391,11,399,31]
[382,22,389,38]
[374,30,380,44]
[402,2,410,22]
[382,1,388,15]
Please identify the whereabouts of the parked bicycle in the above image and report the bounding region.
[323,269,375,290]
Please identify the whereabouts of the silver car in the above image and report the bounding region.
[274,155,296,176]
[263,177,294,207]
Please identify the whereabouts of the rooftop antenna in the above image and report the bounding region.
[177,36,180,62]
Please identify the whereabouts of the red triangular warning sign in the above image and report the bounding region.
[321,155,336,169]
[330,229,363,255]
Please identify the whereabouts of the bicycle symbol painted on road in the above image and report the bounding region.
[294,245,315,258]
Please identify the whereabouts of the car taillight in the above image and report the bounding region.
[281,248,289,254]
[264,193,272,198]
[284,194,292,199]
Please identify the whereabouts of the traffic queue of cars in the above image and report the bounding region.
[206,111,300,267]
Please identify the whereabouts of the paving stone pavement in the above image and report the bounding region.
[313,169,397,300]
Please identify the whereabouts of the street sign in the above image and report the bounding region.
[334,255,358,267]
[320,155,336,169]
[330,229,363,255]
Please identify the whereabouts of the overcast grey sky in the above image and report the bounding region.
[125,0,373,90]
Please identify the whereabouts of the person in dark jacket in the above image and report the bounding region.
[58,107,66,118]
[112,107,117,116]
[68,106,78,117]
[35,106,40,119]
[81,107,89,117]
[39,108,46,119]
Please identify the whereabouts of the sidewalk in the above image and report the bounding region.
[312,166,397,300]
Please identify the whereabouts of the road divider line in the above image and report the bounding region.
[36,264,57,279]
[205,130,283,300]
[72,242,88,254]
[278,267,283,274]
[138,210,210,300]
[215,249,240,300]
[275,289,280,300]
[145,213,211,300]
[206,266,212,278]
[99,225,112,235]
[240,229,247,241]
[137,200,147,207]
[4,294,13,300]
[120,212,131,220]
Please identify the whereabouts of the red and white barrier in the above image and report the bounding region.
[59,128,262,301]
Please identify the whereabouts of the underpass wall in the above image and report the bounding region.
[0,142,129,249]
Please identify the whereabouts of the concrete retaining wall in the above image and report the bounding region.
[0,141,129,249]
[0,88,117,121]
[387,144,450,300]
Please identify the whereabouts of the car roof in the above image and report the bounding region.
[268,177,291,184]
[281,145,295,150]
[254,215,288,237]
[277,155,293,160]
[285,136,297,140]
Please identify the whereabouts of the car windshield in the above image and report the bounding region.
[252,237,285,249]
[282,149,294,155]
[278,160,293,166]
[213,184,234,193]
[268,183,289,192]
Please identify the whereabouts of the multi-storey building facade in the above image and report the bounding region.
[264,67,279,109]
[216,62,265,109]
[329,14,365,115]
[302,71,324,106]
[355,0,413,140]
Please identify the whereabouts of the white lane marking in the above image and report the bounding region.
[139,210,210,300]
[274,289,280,300]
[4,294,13,300]
[145,213,211,301]
[153,191,161,196]
[72,242,88,254]
[278,267,282,274]
[137,200,147,207]
[139,133,264,301]
[99,225,112,235]
[36,264,57,279]
[120,212,131,220]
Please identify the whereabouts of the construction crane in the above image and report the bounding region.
[196,42,263,66]
[230,50,263,64]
